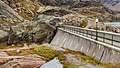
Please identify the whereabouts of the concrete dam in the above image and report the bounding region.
[51,25,120,63]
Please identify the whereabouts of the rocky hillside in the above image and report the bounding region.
[0,0,120,46]
[0,0,120,68]
[0,0,56,45]
[104,3,120,20]
[2,0,43,21]
[100,0,120,4]
[37,0,120,22]
[38,0,80,6]
[0,0,24,25]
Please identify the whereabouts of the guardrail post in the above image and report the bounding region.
[77,28,79,34]
[76,28,78,34]
[83,30,84,36]
[73,28,74,32]
[70,27,71,31]
[112,35,113,45]
[95,29,98,40]
[91,31,92,39]
[77,28,78,34]
[69,27,70,31]
[103,33,105,42]
[71,27,72,31]
[79,29,81,34]
[74,28,76,33]
[72,27,73,32]
[87,30,88,37]
[63,25,64,29]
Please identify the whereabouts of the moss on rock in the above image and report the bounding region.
[34,46,57,60]
[80,18,88,28]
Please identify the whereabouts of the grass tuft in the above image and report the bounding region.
[80,18,88,28]
[34,46,57,60]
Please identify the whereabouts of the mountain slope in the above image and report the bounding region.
[0,0,24,25]
[0,0,120,45]
[2,0,43,21]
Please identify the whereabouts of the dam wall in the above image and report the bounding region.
[51,28,120,63]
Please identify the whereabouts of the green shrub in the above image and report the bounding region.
[26,26,34,31]
[80,18,88,28]
[34,46,57,59]
[92,0,99,2]
[0,42,21,49]
[7,48,35,56]
[104,63,120,68]
[34,46,69,67]
[62,61,70,68]
[0,19,16,25]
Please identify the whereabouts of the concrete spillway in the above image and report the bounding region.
[51,28,120,63]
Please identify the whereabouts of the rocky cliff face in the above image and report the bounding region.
[0,0,24,25]
[0,1,120,68]
[103,2,120,21]
[100,0,120,4]
[0,0,56,45]
[2,0,43,21]
[0,0,120,45]
[38,0,80,6]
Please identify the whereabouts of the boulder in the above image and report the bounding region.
[1,54,46,68]
[0,51,10,64]
[0,0,24,23]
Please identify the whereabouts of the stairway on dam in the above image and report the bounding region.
[51,25,120,63]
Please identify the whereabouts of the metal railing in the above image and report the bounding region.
[59,25,120,48]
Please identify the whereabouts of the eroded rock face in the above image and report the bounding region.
[40,8,71,16]
[0,0,120,45]
[1,54,46,68]
[0,21,55,45]
[38,0,80,6]
[0,51,10,64]
[2,0,43,21]
[37,0,102,9]
[0,0,24,24]
[0,0,58,45]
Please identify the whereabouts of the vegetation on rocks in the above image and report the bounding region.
[34,46,105,67]
[7,48,35,56]
[34,46,57,59]
[0,0,120,45]
[0,42,22,49]
[18,12,33,21]
[0,0,120,68]
[0,19,16,26]
[4,44,120,68]
[104,63,120,68]
[2,0,42,20]
[80,18,88,28]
